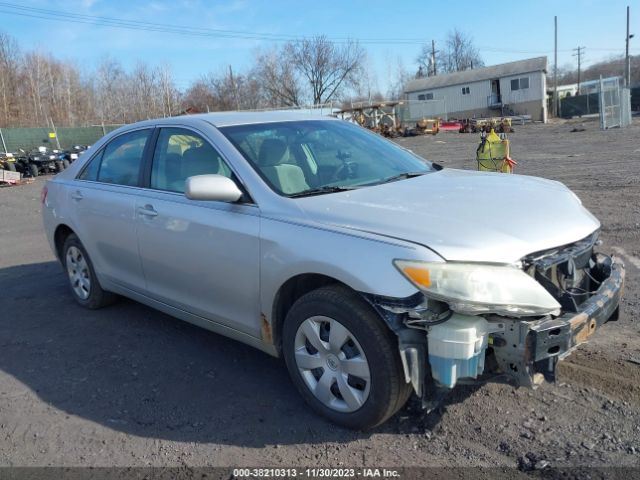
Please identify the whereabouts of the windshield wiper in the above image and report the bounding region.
[289,186,356,198]
[376,171,427,184]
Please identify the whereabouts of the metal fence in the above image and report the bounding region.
[397,99,448,123]
[0,125,124,153]
[599,76,632,130]
[559,93,600,118]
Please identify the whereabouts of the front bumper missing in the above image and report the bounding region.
[491,257,625,388]
[365,255,625,410]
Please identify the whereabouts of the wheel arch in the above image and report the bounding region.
[271,273,353,355]
[53,224,75,261]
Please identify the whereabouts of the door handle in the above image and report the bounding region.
[137,205,158,218]
[71,191,83,201]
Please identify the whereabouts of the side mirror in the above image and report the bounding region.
[185,174,243,202]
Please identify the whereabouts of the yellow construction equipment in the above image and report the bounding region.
[415,118,440,135]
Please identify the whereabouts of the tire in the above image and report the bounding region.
[28,163,38,177]
[7,162,16,172]
[62,233,117,309]
[63,159,70,169]
[282,285,412,430]
[55,160,64,172]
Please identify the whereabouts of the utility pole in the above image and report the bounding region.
[431,40,438,76]
[626,5,634,86]
[554,16,558,117]
[573,46,586,94]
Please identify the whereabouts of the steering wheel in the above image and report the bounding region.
[331,161,358,182]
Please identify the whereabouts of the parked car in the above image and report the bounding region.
[41,112,624,429]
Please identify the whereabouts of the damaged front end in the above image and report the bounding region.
[364,234,625,407]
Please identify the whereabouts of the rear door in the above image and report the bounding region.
[134,126,261,336]
[70,128,153,292]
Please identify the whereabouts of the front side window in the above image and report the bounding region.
[150,128,232,193]
[96,129,151,186]
[220,120,435,197]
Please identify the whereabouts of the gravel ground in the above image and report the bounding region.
[0,118,638,473]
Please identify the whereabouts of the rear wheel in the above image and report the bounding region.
[282,285,412,430]
[62,234,117,309]
[28,163,38,177]
[6,162,16,172]
[62,159,70,169]
[55,160,64,172]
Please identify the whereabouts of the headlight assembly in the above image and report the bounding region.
[394,260,561,317]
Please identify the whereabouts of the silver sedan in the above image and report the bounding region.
[42,112,624,429]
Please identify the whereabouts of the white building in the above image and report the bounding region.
[404,57,548,121]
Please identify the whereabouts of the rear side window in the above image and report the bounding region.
[95,129,151,186]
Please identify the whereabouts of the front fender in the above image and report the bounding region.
[259,217,442,330]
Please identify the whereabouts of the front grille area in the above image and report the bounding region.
[522,232,603,313]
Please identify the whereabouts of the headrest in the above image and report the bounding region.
[258,139,289,167]
[182,146,221,178]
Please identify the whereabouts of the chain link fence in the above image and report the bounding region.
[0,125,124,153]
[559,93,600,118]
[557,76,632,129]
[598,77,632,130]
[396,99,448,124]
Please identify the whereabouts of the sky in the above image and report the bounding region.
[0,0,636,96]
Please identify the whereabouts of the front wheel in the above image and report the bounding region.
[28,163,38,177]
[282,285,412,430]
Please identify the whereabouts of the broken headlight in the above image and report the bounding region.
[393,260,561,317]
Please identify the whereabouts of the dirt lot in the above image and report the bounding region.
[0,118,639,473]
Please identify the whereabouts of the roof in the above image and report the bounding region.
[404,56,548,93]
[112,111,337,134]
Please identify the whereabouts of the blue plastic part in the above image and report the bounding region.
[428,352,484,388]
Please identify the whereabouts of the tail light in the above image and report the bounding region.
[40,185,48,205]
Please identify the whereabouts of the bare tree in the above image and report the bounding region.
[0,32,21,127]
[417,29,484,76]
[441,29,484,73]
[157,64,179,117]
[289,36,365,105]
[385,55,412,100]
[253,47,302,107]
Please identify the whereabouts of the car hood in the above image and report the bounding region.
[295,169,600,263]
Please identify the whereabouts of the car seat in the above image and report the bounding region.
[257,139,309,194]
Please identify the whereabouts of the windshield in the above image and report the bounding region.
[219,120,435,197]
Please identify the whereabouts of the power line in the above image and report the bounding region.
[0,2,638,54]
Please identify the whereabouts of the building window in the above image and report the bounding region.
[461,87,470,95]
[417,93,434,101]
[511,77,530,91]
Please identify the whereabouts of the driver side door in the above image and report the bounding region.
[135,126,262,337]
